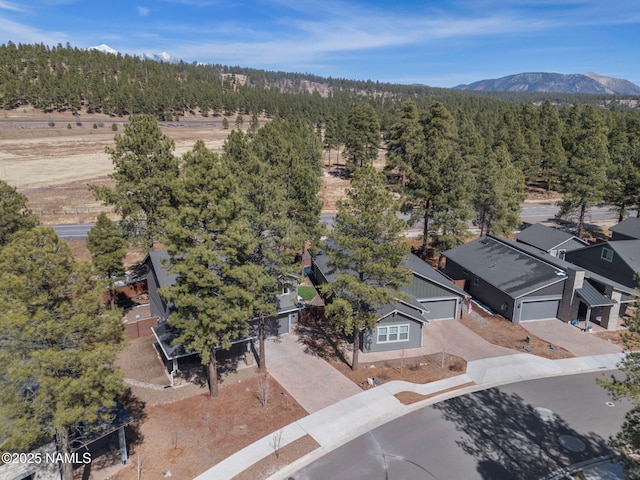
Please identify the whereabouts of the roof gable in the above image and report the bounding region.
[516,223,587,251]
[444,236,566,298]
[610,217,640,240]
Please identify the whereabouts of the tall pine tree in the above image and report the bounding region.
[322,166,410,370]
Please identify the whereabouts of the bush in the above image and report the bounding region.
[67,123,72,129]
[111,123,118,131]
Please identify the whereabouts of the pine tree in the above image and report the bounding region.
[344,105,380,174]
[161,140,262,397]
[0,227,124,480]
[0,179,39,247]
[474,145,526,236]
[539,100,566,194]
[385,100,423,196]
[322,166,411,370]
[405,101,472,255]
[558,105,611,237]
[86,212,128,309]
[90,114,179,250]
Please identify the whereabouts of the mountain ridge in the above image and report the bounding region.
[454,72,640,95]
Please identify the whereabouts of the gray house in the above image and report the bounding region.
[609,217,640,241]
[443,235,636,329]
[312,248,468,353]
[564,240,640,290]
[143,251,302,375]
[443,235,567,322]
[515,223,588,259]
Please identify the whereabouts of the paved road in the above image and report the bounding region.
[292,371,630,480]
[53,223,95,238]
[54,203,631,239]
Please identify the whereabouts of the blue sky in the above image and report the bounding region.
[2,0,640,87]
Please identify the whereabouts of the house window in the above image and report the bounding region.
[377,324,410,343]
[474,277,479,286]
[549,249,557,257]
[601,247,614,262]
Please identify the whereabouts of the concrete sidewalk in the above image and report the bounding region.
[194,351,624,480]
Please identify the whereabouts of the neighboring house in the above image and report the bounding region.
[443,235,567,323]
[143,251,302,376]
[443,235,636,330]
[515,223,588,259]
[564,240,640,290]
[609,217,640,241]
[311,248,469,353]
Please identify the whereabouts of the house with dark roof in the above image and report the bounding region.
[443,235,567,322]
[515,223,588,259]
[609,217,640,241]
[312,248,469,353]
[443,235,636,330]
[564,240,640,290]
[143,251,302,378]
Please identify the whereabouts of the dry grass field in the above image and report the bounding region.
[0,108,236,224]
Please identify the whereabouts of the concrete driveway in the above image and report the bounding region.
[359,320,515,364]
[265,333,362,413]
[522,319,622,357]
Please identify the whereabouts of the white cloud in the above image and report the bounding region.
[0,17,69,44]
[137,6,150,16]
[0,1,23,12]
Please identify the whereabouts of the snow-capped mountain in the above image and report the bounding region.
[140,51,181,64]
[89,44,118,55]
[88,44,182,64]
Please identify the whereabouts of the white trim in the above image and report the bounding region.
[601,247,614,262]
[377,324,410,344]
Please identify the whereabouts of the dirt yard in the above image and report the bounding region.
[88,333,310,480]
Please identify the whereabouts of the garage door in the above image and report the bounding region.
[519,300,560,321]
[420,299,458,320]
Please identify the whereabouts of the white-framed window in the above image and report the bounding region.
[377,324,410,343]
[601,247,614,262]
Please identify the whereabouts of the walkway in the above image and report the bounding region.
[522,319,622,357]
[266,334,362,413]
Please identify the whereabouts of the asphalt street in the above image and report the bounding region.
[291,371,631,480]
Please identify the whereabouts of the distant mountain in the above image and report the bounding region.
[89,44,181,64]
[454,72,640,95]
[140,51,182,64]
[89,44,118,55]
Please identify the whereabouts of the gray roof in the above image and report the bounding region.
[404,253,470,298]
[493,235,638,296]
[609,240,640,273]
[152,322,193,360]
[315,244,468,299]
[146,250,177,288]
[377,300,429,324]
[576,280,615,307]
[443,236,567,298]
[610,217,640,240]
[516,223,588,252]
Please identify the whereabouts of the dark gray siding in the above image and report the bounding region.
[521,281,565,298]
[444,259,516,320]
[248,311,298,338]
[361,312,423,353]
[565,246,636,288]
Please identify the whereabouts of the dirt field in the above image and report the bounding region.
[0,109,238,225]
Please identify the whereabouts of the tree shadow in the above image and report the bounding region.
[296,321,350,366]
[432,388,612,480]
